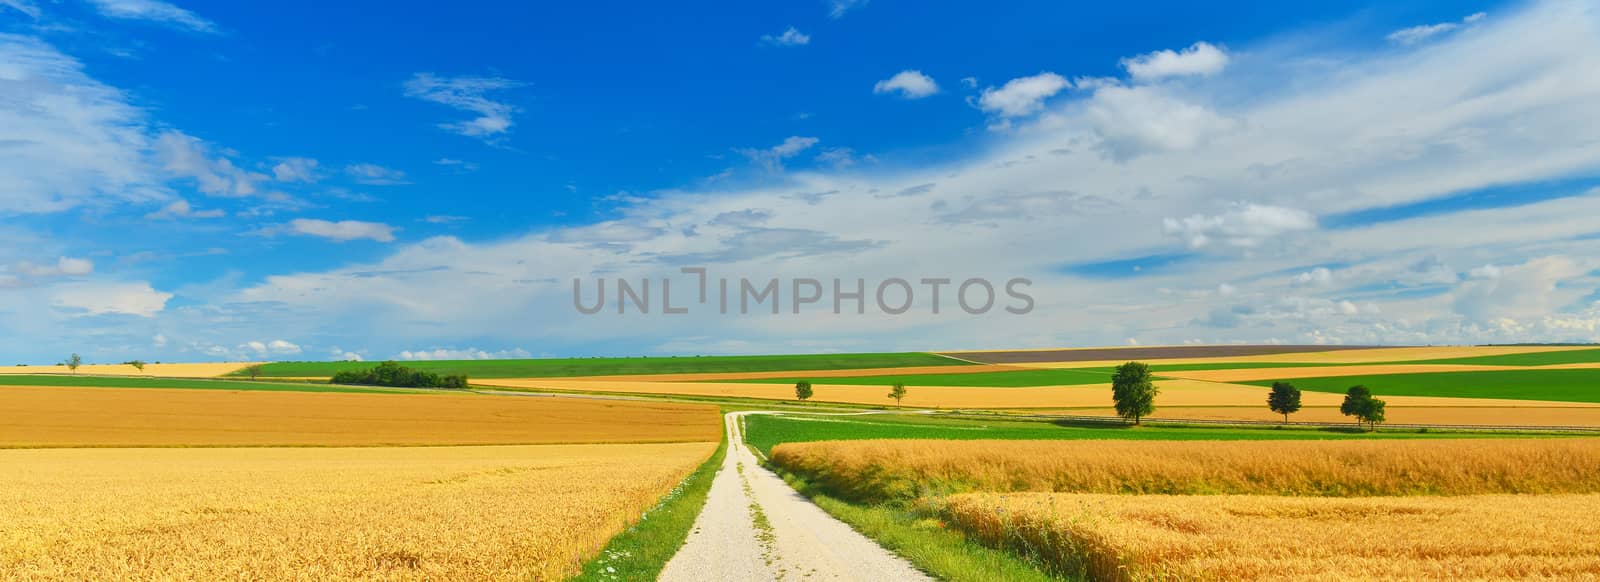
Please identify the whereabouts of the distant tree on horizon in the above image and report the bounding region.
[1111,362,1158,425]
[244,364,265,381]
[126,360,147,374]
[795,380,814,402]
[888,383,907,406]
[66,354,82,375]
[1267,381,1302,423]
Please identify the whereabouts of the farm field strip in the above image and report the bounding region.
[237,352,970,379]
[723,367,1112,387]
[0,385,721,447]
[769,438,1600,500]
[0,362,255,378]
[541,363,1027,383]
[0,374,386,393]
[1003,345,1600,369]
[946,492,1600,581]
[1239,368,1600,403]
[0,442,715,581]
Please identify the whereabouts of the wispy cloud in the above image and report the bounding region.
[761,26,810,46]
[827,0,867,19]
[403,73,525,141]
[344,163,409,185]
[736,136,820,172]
[1388,12,1488,45]
[86,0,218,33]
[286,219,397,243]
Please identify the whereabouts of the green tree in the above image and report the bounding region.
[795,380,814,402]
[244,364,265,381]
[888,382,907,406]
[1340,385,1387,431]
[1266,381,1302,423]
[66,353,82,375]
[126,360,147,374]
[1111,361,1158,425]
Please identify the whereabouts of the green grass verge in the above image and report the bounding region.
[1410,347,1600,366]
[743,413,1486,457]
[0,375,397,393]
[572,439,727,582]
[1243,369,1600,403]
[239,352,970,379]
[776,471,1064,582]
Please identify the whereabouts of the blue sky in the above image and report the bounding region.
[4,0,1600,363]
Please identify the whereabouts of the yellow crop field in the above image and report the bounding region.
[770,438,1600,501]
[0,386,720,447]
[945,492,1600,581]
[0,442,715,581]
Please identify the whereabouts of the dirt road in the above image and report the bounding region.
[658,412,930,581]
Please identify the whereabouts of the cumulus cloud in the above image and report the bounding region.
[86,0,218,33]
[736,136,820,172]
[1121,42,1229,81]
[873,70,939,99]
[1082,84,1235,161]
[403,73,524,140]
[243,339,302,356]
[271,157,319,182]
[1163,204,1317,249]
[977,72,1070,118]
[288,219,397,243]
[761,26,810,46]
[1291,267,1333,287]
[1453,256,1582,321]
[51,281,172,317]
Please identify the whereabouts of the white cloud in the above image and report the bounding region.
[1081,84,1235,160]
[977,72,1069,118]
[424,215,469,224]
[86,0,218,33]
[271,157,319,182]
[1121,42,1229,81]
[761,26,810,46]
[1163,204,1317,249]
[397,347,532,361]
[51,281,172,317]
[2,0,39,18]
[814,147,867,168]
[1388,12,1489,45]
[828,0,867,19]
[403,73,523,140]
[1292,267,1333,287]
[288,219,397,243]
[0,34,165,214]
[144,199,223,219]
[242,339,302,356]
[873,70,939,99]
[344,163,409,185]
[155,131,265,197]
[433,158,480,171]
[14,256,94,278]
[737,136,820,172]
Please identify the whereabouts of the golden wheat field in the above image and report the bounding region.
[770,438,1600,501]
[0,442,714,581]
[0,362,255,377]
[0,386,720,447]
[945,492,1600,581]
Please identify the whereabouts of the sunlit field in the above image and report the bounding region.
[0,443,715,580]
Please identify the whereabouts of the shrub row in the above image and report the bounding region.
[330,360,468,389]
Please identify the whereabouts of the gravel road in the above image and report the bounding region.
[658,412,931,582]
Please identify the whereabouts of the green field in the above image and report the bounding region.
[1410,347,1600,367]
[239,352,969,379]
[1243,369,1600,403]
[729,367,1112,387]
[742,413,1475,456]
[0,375,395,393]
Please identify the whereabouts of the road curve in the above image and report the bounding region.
[658,412,931,582]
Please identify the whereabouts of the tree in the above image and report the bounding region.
[795,380,814,402]
[126,360,147,374]
[1111,361,1158,425]
[888,383,907,406]
[244,364,264,381]
[1267,381,1302,423]
[1340,385,1387,431]
[66,354,82,375]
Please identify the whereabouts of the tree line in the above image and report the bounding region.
[331,361,468,389]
